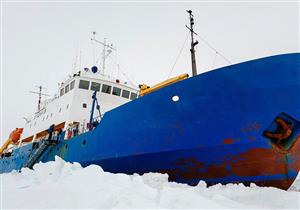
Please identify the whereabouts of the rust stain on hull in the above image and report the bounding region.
[160,135,300,190]
[223,138,234,144]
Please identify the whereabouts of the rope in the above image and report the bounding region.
[211,51,218,70]
[167,32,189,78]
[108,52,137,87]
[196,34,232,65]
[120,70,137,87]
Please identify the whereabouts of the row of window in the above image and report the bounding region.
[60,80,75,96]
[79,80,138,100]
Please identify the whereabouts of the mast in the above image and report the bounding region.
[91,32,116,75]
[30,86,49,111]
[186,10,199,77]
[102,38,107,73]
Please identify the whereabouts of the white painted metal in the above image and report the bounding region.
[21,70,138,141]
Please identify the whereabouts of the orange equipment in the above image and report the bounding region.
[139,73,189,96]
[0,128,23,155]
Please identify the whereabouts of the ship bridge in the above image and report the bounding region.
[20,70,139,143]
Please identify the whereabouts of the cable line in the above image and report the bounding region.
[196,34,232,65]
[211,51,218,70]
[167,32,190,78]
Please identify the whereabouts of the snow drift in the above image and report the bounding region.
[1,157,299,209]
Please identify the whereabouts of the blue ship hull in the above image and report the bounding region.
[1,53,300,190]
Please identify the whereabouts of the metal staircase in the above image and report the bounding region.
[23,139,58,169]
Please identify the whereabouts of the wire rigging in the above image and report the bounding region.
[167,32,232,79]
[109,51,137,87]
[167,32,190,78]
[196,34,232,65]
[211,51,218,70]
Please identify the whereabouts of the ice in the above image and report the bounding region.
[1,156,299,209]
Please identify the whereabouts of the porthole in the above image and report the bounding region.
[172,95,180,102]
[65,144,68,149]
[82,140,87,145]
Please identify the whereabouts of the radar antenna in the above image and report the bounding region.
[30,86,50,111]
[186,10,199,77]
[91,31,116,74]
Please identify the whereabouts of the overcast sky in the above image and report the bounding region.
[1,1,299,140]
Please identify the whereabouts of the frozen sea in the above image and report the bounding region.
[1,156,299,209]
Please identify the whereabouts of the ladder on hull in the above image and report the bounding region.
[23,139,58,169]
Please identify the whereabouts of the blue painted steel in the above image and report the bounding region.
[1,53,300,189]
[89,91,97,130]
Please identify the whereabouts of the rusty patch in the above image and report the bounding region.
[173,157,204,168]
[223,138,234,144]
[157,114,300,190]
[264,117,292,143]
[241,123,261,134]
[160,136,300,190]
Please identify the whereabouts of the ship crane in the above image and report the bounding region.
[139,10,199,96]
[91,31,116,74]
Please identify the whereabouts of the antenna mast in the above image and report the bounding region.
[186,10,199,77]
[91,32,116,75]
[30,86,50,111]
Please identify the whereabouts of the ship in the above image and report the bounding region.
[1,11,300,191]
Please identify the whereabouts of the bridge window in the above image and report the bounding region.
[65,84,70,94]
[130,92,137,100]
[91,82,101,91]
[112,87,121,96]
[79,80,90,90]
[102,84,112,94]
[60,88,64,96]
[122,90,130,99]
[70,80,75,90]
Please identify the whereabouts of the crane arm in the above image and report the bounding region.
[0,138,13,155]
[139,73,189,96]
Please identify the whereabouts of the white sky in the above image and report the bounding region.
[1,1,299,140]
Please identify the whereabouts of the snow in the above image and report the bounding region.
[1,156,299,209]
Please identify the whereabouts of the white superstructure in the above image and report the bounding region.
[21,70,138,142]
